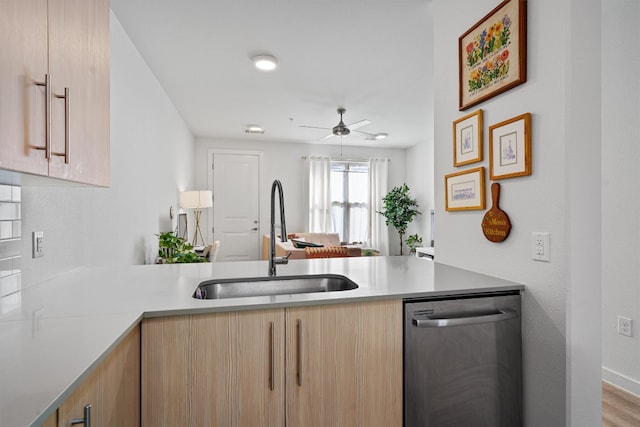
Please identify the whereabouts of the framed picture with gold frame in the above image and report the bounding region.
[489,112,531,180]
[445,167,486,211]
[453,109,483,166]
[459,0,527,110]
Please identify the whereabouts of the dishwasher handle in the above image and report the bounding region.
[412,308,518,328]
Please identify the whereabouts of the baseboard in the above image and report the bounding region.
[602,367,640,397]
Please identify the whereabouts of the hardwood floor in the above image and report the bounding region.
[603,381,640,427]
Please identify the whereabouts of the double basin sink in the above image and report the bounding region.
[193,274,358,300]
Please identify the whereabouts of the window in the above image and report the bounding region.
[330,161,369,244]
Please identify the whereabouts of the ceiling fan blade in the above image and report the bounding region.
[319,133,334,141]
[299,125,331,130]
[352,129,377,137]
[346,119,371,130]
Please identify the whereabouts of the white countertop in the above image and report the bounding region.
[0,256,523,427]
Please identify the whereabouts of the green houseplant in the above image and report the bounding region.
[405,234,423,255]
[156,231,208,263]
[378,184,421,255]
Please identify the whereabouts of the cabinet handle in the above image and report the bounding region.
[296,319,302,387]
[53,87,70,164]
[269,321,275,391]
[70,403,91,427]
[34,74,51,159]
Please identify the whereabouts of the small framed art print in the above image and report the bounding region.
[445,167,486,211]
[489,112,531,180]
[453,109,483,167]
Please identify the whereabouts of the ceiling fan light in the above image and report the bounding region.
[252,55,278,71]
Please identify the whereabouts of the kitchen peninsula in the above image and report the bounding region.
[0,256,523,426]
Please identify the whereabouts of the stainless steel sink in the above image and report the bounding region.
[193,274,358,300]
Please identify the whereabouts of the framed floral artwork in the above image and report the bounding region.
[445,167,486,211]
[453,109,483,167]
[489,112,531,180]
[459,0,527,110]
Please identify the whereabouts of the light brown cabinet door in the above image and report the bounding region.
[48,0,110,186]
[58,326,140,426]
[142,309,286,427]
[285,300,403,427]
[0,0,49,176]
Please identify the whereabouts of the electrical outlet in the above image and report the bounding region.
[532,232,550,262]
[618,316,632,337]
[32,231,44,258]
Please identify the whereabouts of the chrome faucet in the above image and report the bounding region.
[269,179,290,276]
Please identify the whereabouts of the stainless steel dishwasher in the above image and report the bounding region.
[404,292,522,427]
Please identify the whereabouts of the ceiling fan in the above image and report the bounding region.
[300,108,387,141]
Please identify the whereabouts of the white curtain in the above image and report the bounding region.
[306,156,332,232]
[368,158,390,255]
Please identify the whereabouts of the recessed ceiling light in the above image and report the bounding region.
[252,55,278,71]
[245,124,264,134]
[374,133,388,140]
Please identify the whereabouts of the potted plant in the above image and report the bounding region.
[156,231,208,263]
[405,234,423,255]
[377,184,421,255]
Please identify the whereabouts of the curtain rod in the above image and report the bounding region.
[300,156,390,162]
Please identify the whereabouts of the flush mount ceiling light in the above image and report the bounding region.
[365,132,389,141]
[252,55,278,71]
[245,124,264,134]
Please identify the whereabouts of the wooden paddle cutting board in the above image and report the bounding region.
[482,183,512,242]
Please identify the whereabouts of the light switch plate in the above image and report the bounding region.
[32,231,44,258]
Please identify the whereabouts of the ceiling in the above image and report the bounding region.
[110,0,434,148]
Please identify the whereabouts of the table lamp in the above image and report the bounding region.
[179,190,212,247]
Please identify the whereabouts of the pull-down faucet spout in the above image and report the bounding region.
[269,180,290,276]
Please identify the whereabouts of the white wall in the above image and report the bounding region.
[17,12,194,287]
[405,1,435,248]
[193,138,408,252]
[432,0,602,425]
[602,0,640,396]
[406,3,438,246]
[405,140,434,245]
[565,2,602,425]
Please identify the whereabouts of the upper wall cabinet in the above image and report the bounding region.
[0,0,110,186]
[0,0,48,177]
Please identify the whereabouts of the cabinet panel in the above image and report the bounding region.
[142,314,191,424]
[142,309,285,427]
[0,0,49,176]
[285,300,403,427]
[41,410,57,427]
[58,325,140,426]
[100,326,141,426]
[48,0,110,186]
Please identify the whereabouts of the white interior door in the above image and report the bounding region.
[212,153,260,261]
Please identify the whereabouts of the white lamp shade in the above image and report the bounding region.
[180,190,212,209]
